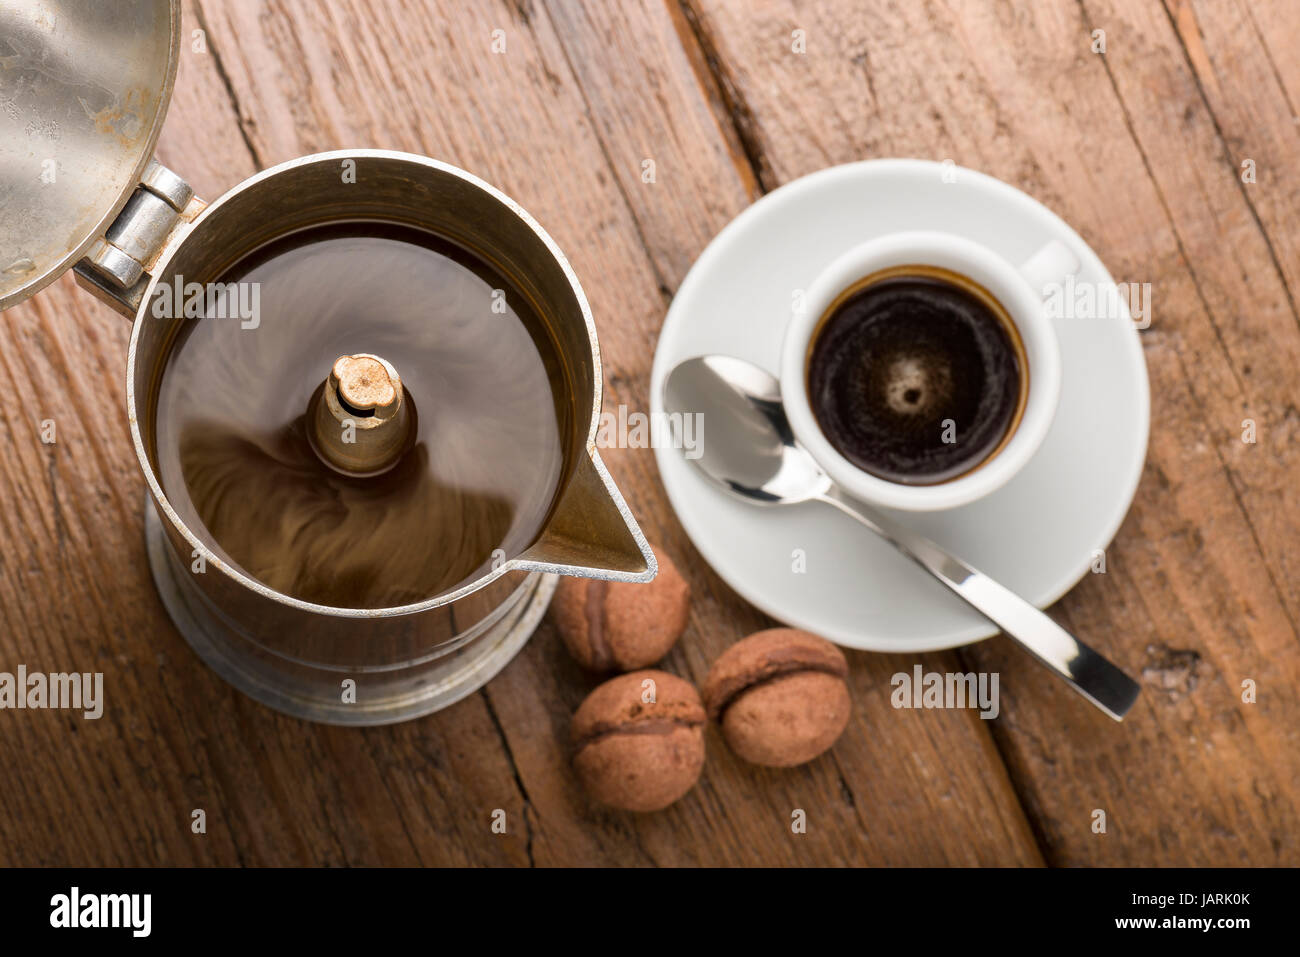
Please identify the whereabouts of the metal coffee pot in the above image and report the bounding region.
[0,0,655,723]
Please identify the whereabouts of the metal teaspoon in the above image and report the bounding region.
[664,354,1140,721]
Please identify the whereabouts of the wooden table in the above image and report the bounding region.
[3,0,1297,866]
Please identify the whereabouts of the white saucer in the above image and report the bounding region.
[650,160,1149,652]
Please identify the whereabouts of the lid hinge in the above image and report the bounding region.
[73,160,206,318]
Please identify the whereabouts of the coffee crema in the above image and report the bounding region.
[806,265,1027,485]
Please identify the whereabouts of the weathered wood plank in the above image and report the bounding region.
[193,0,1042,865]
[15,0,1296,866]
[681,0,1300,862]
[0,0,1045,866]
[0,0,532,867]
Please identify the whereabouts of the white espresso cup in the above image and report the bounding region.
[780,231,1077,512]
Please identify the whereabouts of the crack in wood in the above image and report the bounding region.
[192,0,266,170]
[672,0,774,193]
[480,687,537,867]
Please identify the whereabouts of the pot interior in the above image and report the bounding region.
[131,154,593,610]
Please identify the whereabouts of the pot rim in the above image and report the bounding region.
[126,148,607,618]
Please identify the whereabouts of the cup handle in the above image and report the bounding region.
[1018,239,1080,299]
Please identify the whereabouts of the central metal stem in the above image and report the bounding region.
[310,353,415,475]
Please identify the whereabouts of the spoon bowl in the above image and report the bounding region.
[665,355,829,504]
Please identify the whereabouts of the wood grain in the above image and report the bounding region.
[678,0,1300,863]
[0,0,1294,866]
[190,0,1038,866]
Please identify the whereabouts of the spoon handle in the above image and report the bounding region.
[820,489,1140,721]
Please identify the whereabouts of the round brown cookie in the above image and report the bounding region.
[550,546,690,671]
[571,670,706,812]
[702,628,851,768]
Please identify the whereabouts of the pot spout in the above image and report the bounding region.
[514,449,657,583]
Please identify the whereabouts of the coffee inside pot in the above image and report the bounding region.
[153,221,575,609]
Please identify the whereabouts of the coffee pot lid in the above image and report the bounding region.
[0,0,180,309]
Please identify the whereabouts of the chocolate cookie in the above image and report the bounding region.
[551,546,690,671]
[702,629,851,767]
[571,670,706,812]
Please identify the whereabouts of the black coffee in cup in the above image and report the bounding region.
[807,265,1027,486]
